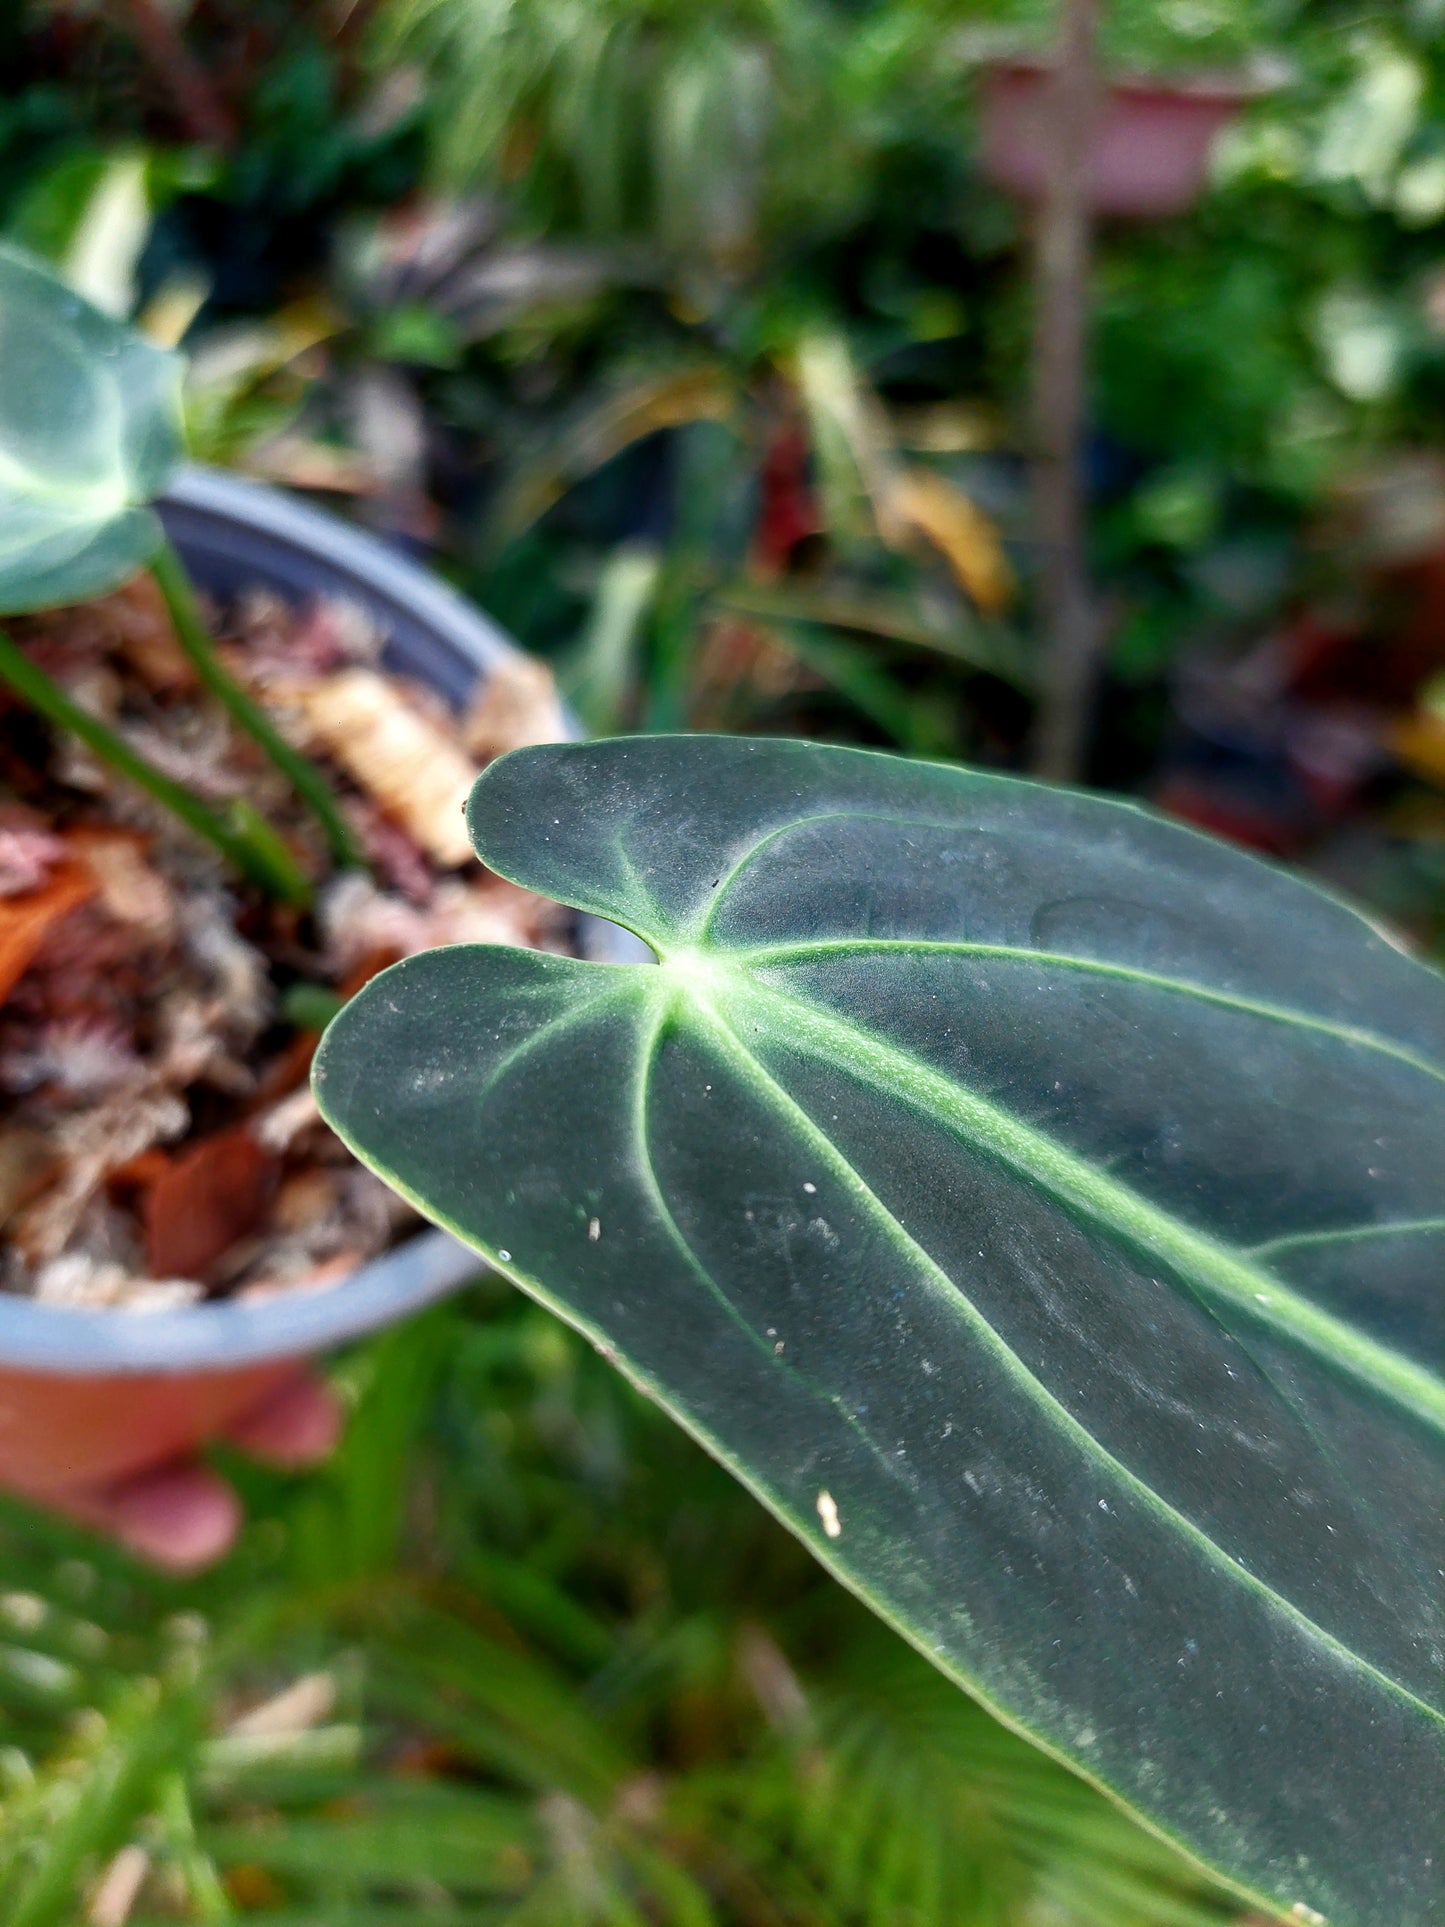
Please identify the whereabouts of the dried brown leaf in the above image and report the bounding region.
[12,1092,189,1262]
[0,1128,58,1232]
[142,1125,278,1283]
[461,653,566,760]
[283,668,478,865]
[881,467,1015,615]
[69,829,178,945]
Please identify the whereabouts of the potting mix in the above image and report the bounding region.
[0,577,568,1310]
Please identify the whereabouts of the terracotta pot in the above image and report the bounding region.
[980,61,1258,218]
[0,466,631,1495]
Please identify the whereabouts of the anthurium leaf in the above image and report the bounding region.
[314,735,1445,1927]
[0,242,183,614]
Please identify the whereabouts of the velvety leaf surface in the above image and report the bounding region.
[0,243,182,613]
[314,735,1445,1927]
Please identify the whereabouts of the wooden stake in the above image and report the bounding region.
[1029,0,1101,783]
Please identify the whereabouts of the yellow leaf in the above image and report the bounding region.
[883,467,1014,615]
[1393,711,1445,790]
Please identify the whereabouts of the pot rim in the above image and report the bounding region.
[0,1229,486,1375]
[0,466,591,1375]
[983,56,1285,104]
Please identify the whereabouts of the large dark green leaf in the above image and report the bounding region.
[314,735,1445,1927]
[0,243,183,614]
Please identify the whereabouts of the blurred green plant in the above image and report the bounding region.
[373,0,861,272]
[0,1285,1245,1925]
[480,324,1025,752]
[15,0,1445,747]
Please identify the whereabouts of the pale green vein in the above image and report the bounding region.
[689,986,1445,1738]
[0,510,109,568]
[0,448,129,511]
[634,991,921,1495]
[610,834,672,937]
[732,937,1445,1091]
[695,807,966,941]
[718,971,1445,1442]
[1251,1217,1445,1261]
[465,971,638,1114]
[633,995,774,1363]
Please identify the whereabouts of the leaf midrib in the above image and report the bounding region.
[634,993,936,1499]
[712,969,1445,1445]
[727,935,1445,1090]
[685,983,1445,1740]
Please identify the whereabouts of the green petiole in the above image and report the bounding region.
[0,626,311,906]
[281,982,346,1031]
[149,538,367,873]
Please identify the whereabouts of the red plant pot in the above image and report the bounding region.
[980,61,1259,219]
[0,1359,296,1498]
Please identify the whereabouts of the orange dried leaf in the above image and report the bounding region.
[0,862,95,1005]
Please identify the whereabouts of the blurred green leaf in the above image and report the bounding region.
[486,366,738,556]
[564,543,662,734]
[0,243,183,613]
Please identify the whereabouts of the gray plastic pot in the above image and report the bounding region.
[0,466,612,1497]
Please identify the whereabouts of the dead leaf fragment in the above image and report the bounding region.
[228,1671,336,1739]
[32,1255,201,1311]
[0,821,67,897]
[1393,710,1445,789]
[87,1843,150,1927]
[0,862,95,1005]
[882,467,1014,615]
[284,667,478,865]
[0,1128,58,1231]
[11,1092,189,1263]
[255,1084,322,1153]
[462,653,566,760]
[224,1865,287,1911]
[113,573,196,694]
[69,829,177,945]
[143,1125,278,1283]
[319,871,557,975]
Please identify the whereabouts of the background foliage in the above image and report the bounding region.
[0,1286,1246,1925]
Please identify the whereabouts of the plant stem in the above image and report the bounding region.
[149,538,368,874]
[0,627,311,905]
